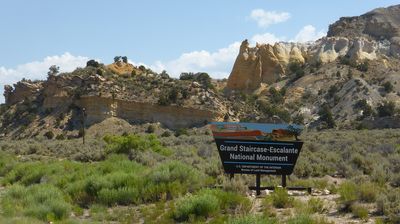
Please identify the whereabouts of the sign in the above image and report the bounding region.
[210,122,303,175]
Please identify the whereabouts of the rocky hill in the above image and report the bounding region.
[227,4,400,128]
[1,5,400,139]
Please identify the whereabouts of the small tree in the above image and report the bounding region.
[179,72,195,80]
[86,59,100,68]
[114,56,121,63]
[383,81,394,93]
[47,65,59,77]
[377,101,396,117]
[44,131,54,139]
[121,56,128,63]
[318,104,335,128]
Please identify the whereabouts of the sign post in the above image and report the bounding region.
[210,122,308,195]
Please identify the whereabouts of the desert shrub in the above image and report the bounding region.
[173,192,219,222]
[350,203,368,220]
[266,187,294,208]
[376,189,400,223]
[44,131,54,139]
[376,101,397,117]
[175,128,188,137]
[390,173,400,187]
[326,85,338,99]
[55,134,65,140]
[288,61,305,82]
[103,134,171,156]
[1,184,71,221]
[354,99,374,119]
[143,161,205,201]
[371,164,391,186]
[307,198,326,214]
[179,72,195,80]
[257,100,291,122]
[318,105,335,129]
[146,124,156,133]
[383,81,394,93]
[269,87,285,104]
[228,215,277,224]
[351,153,373,175]
[338,181,358,211]
[161,130,171,137]
[97,187,139,206]
[3,162,48,186]
[204,189,251,212]
[86,59,100,68]
[0,151,16,175]
[286,214,313,224]
[358,182,378,203]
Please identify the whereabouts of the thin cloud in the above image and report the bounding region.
[251,33,285,45]
[249,9,291,28]
[150,42,241,79]
[293,25,325,43]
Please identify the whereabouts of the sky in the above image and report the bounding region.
[0,0,399,103]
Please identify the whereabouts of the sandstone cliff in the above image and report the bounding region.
[227,5,400,91]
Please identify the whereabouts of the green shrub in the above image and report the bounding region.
[146,125,156,133]
[98,187,139,205]
[376,189,400,223]
[337,181,358,211]
[228,215,277,224]
[55,134,66,140]
[204,189,250,212]
[161,131,171,137]
[44,131,54,139]
[358,182,377,203]
[173,193,219,222]
[1,184,71,221]
[267,187,294,208]
[383,81,394,93]
[286,214,313,224]
[307,197,326,214]
[175,128,188,137]
[377,101,397,117]
[143,161,204,201]
[318,105,335,129]
[350,203,368,220]
[103,134,171,155]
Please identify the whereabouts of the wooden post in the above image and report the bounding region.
[229,173,234,180]
[256,174,261,196]
[282,174,287,188]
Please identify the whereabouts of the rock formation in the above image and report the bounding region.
[3,81,42,105]
[227,40,309,90]
[327,4,400,40]
[227,4,400,91]
[106,61,138,75]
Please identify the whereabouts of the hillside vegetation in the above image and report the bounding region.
[0,123,399,223]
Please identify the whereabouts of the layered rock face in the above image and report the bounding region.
[76,96,220,129]
[3,71,225,130]
[327,4,400,59]
[3,81,42,105]
[327,5,400,40]
[227,40,307,90]
[227,4,400,91]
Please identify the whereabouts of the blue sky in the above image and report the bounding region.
[0,0,399,103]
